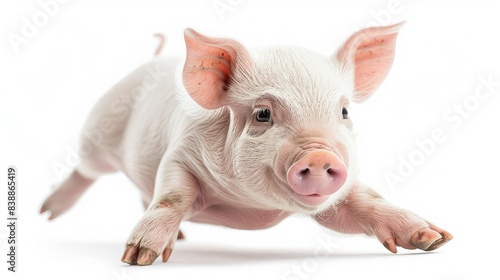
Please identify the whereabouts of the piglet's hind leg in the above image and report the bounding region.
[40,169,95,220]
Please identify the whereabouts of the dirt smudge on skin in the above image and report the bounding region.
[156,192,183,208]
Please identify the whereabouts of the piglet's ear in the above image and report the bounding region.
[336,22,405,103]
[183,28,251,109]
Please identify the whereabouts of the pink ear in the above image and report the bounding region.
[182,29,251,109]
[336,22,405,103]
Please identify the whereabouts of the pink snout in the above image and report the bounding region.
[287,150,347,205]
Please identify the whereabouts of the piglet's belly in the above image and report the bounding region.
[186,205,290,230]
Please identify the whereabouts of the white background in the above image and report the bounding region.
[1,0,499,279]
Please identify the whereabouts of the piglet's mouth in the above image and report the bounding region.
[291,192,330,206]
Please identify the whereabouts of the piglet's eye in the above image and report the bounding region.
[342,107,348,119]
[256,109,272,122]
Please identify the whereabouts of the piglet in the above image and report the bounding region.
[41,22,452,265]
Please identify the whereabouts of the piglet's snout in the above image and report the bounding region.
[287,150,347,197]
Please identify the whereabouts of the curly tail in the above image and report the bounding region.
[154,33,166,56]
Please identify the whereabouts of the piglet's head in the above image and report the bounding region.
[182,23,404,213]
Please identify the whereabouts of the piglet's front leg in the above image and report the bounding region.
[121,163,198,266]
[313,182,453,253]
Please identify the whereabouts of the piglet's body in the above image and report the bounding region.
[41,23,452,265]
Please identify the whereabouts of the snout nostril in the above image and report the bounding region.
[299,168,309,175]
[326,168,336,176]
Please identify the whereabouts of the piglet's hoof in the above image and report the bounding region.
[122,245,158,266]
[413,225,453,251]
[121,244,174,266]
[177,230,185,240]
[383,224,453,253]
